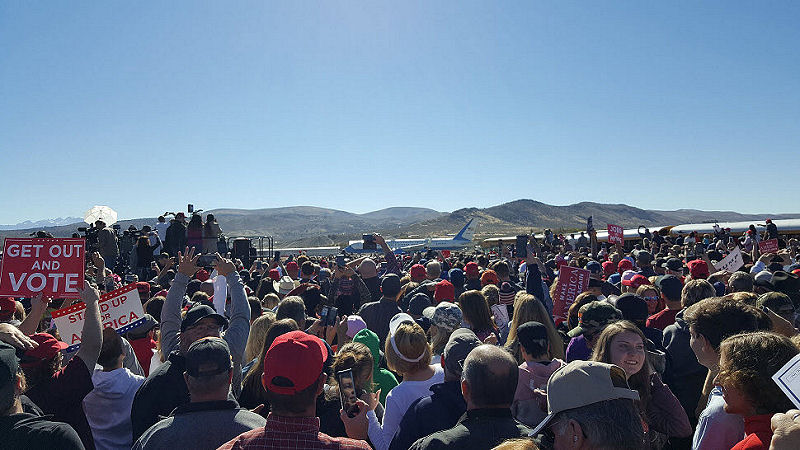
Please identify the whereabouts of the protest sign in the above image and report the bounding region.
[51,283,145,351]
[0,238,85,298]
[607,224,624,245]
[759,239,779,254]
[713,247,744,273]
[553,266,591,326]
[773,353,800,409]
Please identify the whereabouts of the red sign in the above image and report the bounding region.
[441,250,451,258]
[607,224,624,245]
[759,239,779,254]
[553,266,591,326]
[0,238,85,298]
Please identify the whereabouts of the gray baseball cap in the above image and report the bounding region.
[443,328,481,377]
[531,360,640,436]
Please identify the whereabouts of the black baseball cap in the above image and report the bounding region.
[181,304,228,332]
[0,342,19,410]
[517,321,550,351]
[615,294,649,322]
[380,274,401,295]
[185,337,232,378]
[656,275,683,302]
[127,314,159,340]
[662,258,683,272]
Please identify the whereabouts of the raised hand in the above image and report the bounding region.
[177,247,201,277]
[80,280,101,305]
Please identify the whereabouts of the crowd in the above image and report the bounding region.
[3,216,800,449]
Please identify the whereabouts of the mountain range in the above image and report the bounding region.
[0,217,83,231]
[1,200,797,247]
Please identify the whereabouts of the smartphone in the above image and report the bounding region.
[320,306,330,325]
[326,306,338,327]
[273,251,281,262]
[337,369,360,418]
[187,204,194,213]
[363,234,377,250]
[256,260,263,270]
[196,254,218,267]
[335,255,346,268]
[516,235,528,259]
[150,261,157,270]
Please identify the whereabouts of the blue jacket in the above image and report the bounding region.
[389,381,466,450]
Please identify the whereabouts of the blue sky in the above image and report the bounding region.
[2,1,799,224]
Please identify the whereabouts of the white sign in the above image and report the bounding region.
[213,275,227,315]
[773,353,800,409]
[51,283,146,351]
[713,247,744,273]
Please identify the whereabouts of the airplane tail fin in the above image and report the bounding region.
[454,219,476,241]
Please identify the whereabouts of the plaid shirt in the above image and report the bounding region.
[217,413,370,450]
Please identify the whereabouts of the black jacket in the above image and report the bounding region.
[131,352,189,440]
[358,297,402,345]
[0,413,84,450]
[389,381,466,450]
[409,408,532,450]
[662,309,706,424]
[164,221,187,257]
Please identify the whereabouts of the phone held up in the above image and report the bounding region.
[362,234,377,250]
[337,369,360,418]
[196,254,218,267]
[319,306,338,327]
[516,235,528,259]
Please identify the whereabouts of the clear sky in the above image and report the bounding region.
[2,1,799,224]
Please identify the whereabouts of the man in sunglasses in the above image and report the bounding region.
[530,360,643,449]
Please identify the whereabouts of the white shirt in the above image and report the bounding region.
[367,365,445,450]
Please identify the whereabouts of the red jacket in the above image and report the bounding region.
[732,414,773,450]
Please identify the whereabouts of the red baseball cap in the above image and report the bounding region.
[0,297,17,321]
[617,259,634,273]
[136,282,151,295]
[268,269,281,281]
[285,261,299,271]
[687,260,709,279]
[464,262,479,277]
[627,274,651,289]
[195,269,210,282]
[262,331,328,395]
[481,269,500,287]
[434,280,455,302]
[23,333,68,365]
[410,264,426,281]
[601,261,616,277]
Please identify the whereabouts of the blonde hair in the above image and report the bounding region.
[326,342,375,401]
[244,311,276,363]
[385,322,432,376]
[505,292,564,362]
[262,293,280,310]
[482,284,499,306]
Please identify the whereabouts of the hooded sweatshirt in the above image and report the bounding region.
[353,328,398,404]
[513,359,566,402]
[512,359,565,428]
[83,367,145,450]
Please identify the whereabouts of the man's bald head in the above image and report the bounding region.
[426,261,441,280]
[462,344,518,408]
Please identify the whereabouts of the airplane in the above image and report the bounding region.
[343,219,477,254]
[256,247,342,258]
